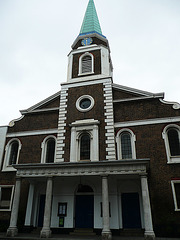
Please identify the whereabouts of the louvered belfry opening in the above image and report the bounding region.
[82,55,92,73]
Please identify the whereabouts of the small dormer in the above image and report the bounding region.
[67,0,113,83]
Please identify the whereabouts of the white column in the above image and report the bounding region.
[101,175,112,240]
[70,127,77,162]
[141,174,155,240]
[92,125,99,161]
[40,177,53,238]
[24,182,35,226]
[7,177,21,237]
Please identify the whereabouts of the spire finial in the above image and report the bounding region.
[79,0,104,37]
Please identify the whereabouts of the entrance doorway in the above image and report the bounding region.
[121,192,142,229]
[75,185,94,228]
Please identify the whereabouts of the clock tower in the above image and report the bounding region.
[66,0,113,83]
[56,0,116,181]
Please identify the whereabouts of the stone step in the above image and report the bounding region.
[70,228,96,236]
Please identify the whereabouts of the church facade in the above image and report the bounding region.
[0,1,180,239]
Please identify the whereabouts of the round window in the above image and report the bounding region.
[76,95,94,112]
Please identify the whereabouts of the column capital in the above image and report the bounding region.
[140,173,148,178]
[15,176,22,181]
[101,174,109,178]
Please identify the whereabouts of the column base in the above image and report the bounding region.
[6,227,18,237]
[101,231,112,240]
[144,231,156,240]
[40,228,52,238]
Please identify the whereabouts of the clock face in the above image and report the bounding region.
[80,98,91,109]
[81,37,93,46]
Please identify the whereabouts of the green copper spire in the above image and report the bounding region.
[79,0,105,37]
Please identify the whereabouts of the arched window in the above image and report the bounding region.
[2,139,21,172]
[162,125,180,163]
[82,55,92,73]
[70,119,99,162]
[46,138,56,163]
[116,129,136,160]
[9,141,19,165]
[167,129,180,156]
[120,132,132,159]
[79,52,94,75]
[80,133,90,160]
[41,136,56,163]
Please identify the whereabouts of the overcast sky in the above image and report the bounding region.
[0,0,180,126]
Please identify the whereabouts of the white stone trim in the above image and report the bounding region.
[112,83,163,98]
[56,87,68,163]
[0,126,7,169]
[63,77,112,89]
[41,136,57,164]
[7,129,58,138]
[103,80,116,160]
[171,180,180,211]
[78,52,94,75]
[2,138,22,172]
[115,116,180,128]
[76,95,95,112]
[70,119,99,162]
[160,99,180,110]
[0,185,14,211]
[162,124,180,164]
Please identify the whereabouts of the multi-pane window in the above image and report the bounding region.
[171,181,180,211]
[167,129,180,156]
[116,129,136,160]
[80,133,90,160]
[121,132,132,159]
[46,138,55,163]
[0,186,14,211]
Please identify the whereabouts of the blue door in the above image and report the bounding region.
[75,195,94,228]
[122,193,142,229]
[38,195,45,227]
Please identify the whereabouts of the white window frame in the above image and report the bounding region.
[70,119,99,162]
[76,95,95,112]
[162,124,180,164]
[78,52,94,76]
[0,185,14,211]
[116,128,136,160]
[41,135,57,163]
[2,138,22,172]
[171,180,180,211]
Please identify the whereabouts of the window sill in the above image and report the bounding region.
[78,72,94,76]
[168,156,180,164]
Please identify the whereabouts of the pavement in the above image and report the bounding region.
[0,232,180,240]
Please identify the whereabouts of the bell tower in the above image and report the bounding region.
[67,0,113,83]
[56,0,116,165]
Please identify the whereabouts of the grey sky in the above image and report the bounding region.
[0,0,180,125]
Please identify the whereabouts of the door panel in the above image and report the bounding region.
[75,195,94,228]
[122,192,142,229]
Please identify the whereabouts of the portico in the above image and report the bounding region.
[7,159,155,239]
